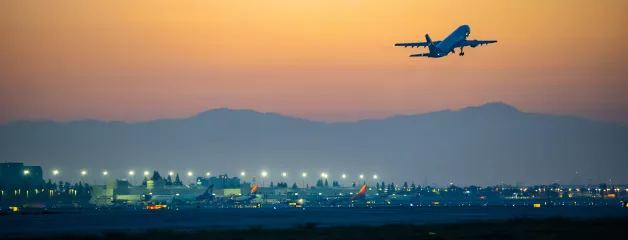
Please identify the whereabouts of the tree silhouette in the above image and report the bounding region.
[403,181,408,191]
[324,179,329,187]
[270,181,274,188]
[316,179,324,187]
[174,174,183,186]
[151,171,163,181]
[352,182,356,188]
[166,175,173,185]
[411,182,417,192]
[292,183,298,189]
[142,177,148,186]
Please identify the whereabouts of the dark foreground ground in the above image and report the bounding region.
[4,218,626,240]
[2,206,626,239]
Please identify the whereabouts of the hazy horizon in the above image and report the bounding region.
[2,0,628,125]
[2,102,627,127]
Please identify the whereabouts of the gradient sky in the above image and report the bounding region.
[1,0,627,124]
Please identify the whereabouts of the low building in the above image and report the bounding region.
[0,162,45,188]
[197,174,241,189]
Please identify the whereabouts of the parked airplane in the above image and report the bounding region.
[386,193,419,204]
[146,194,175,204]
[323,184,383,205]
[395,25,497,58]
[223,184,259,204]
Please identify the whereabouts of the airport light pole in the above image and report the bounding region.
[187,171,193,185]
[168,171,174,194]
[302,172,307,190]
[359,174,364,186]
[342,174,346,188]
[261,171,268,188]
[373,174,378,187]
[81,170,87,184]
[129,170,135,186]
[103,171,109,205]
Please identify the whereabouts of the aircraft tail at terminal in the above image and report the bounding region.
[351,184,368,200]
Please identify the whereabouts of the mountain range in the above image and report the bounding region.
[1,102,626,186]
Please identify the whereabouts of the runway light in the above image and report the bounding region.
[52,170,59,176]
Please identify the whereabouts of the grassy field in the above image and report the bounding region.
[7,218,625,240]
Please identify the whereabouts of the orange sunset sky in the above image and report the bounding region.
[1,0,627,124]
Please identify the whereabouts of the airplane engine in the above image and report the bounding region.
[470,44,478,48]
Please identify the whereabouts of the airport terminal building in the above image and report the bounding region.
[0,162,45,188]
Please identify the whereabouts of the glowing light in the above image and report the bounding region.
[373,174,378,179]
[169,171,174,176]
[23,170,30,175]
[81,170,87,176]
[52,170,59,176]
[302,172,307,178]
[144,171,150,176]
[321,172,328,179]
[359,174,364,179]
[206,172,211,177]
[187,171,193,177]
[129,170,135,176]
[103,171,108,176]
[342,174,346,179]
[241,171,246,177]
[281,172,287,177]
[261,171,268,177]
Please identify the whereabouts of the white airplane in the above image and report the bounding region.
[395,25,497,58]
[222,184,259,204]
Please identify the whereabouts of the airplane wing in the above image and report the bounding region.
[455,40,497,48]
[395,41,442,48]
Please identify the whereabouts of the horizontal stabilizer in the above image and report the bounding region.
[410,53,430,57]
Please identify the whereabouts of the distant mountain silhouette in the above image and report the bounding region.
[1,102,626,186]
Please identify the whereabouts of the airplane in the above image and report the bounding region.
[146,194,175,204]
[222,184,259,204]
[386,193,420,204]
[394,25,497,58]
[322,184,383,205]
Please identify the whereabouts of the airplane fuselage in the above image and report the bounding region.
[430,25,471,58]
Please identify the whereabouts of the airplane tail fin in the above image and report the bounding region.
[250,184,258,194]
[425,34,436,53]
[352,184,367,200]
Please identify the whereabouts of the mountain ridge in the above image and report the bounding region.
[3,102,620,127]
[1,102,626,186]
